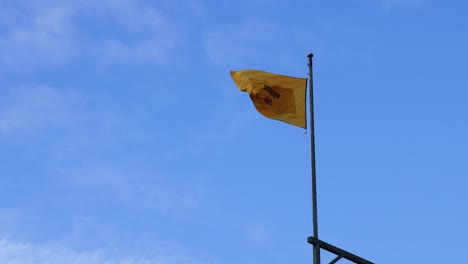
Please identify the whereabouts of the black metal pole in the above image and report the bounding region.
[306,54,374,264]
[308,53,320,264]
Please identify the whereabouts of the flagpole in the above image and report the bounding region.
[308,53,321,264]
[305,54,374,264]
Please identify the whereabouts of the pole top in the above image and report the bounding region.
[308,53,314,58]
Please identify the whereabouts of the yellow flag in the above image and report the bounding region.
[230,69,307,128]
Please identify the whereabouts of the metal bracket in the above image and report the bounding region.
[308,236,374,264]
[329,254,343,264]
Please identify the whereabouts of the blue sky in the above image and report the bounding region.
[0,0,467,263]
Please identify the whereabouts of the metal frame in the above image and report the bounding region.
[307,236,374,264]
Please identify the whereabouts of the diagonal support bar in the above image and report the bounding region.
[329,254,343,264]
[308,237,374,264]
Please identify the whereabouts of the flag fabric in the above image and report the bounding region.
[230,69,307,128]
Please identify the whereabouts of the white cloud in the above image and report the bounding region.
[0,83,199,216]
[101,0,168,31]
[0,3,76,67]
[0,85,78,135]
[382,0,424,8]
[203,18,319,68]
[0,0,197,67]
[245,225,268,245]
[56,165,203,215]
[165,108,260,160]
[203,18,277,65]
[0,238,211,264]
[0,83,152,142]
[84,0,184,64]
[0,209,28,238]
[98,37,174,63]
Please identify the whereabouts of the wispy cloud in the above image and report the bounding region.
[245,224,268,245]
[0,85,78,135]
[382,0,424,9]
[85,0,184,64]
[0,82,210,262]
[0,0,199,68]
[165,107,260,160]
[98,37,175,63]
[56,165,204,215]
[0,238,212,264]
[0,2,76,67]
[0,83,151,142]
[203,18,319,69]
[0,82,204,218]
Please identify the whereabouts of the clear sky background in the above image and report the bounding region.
[0,0,467,263]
